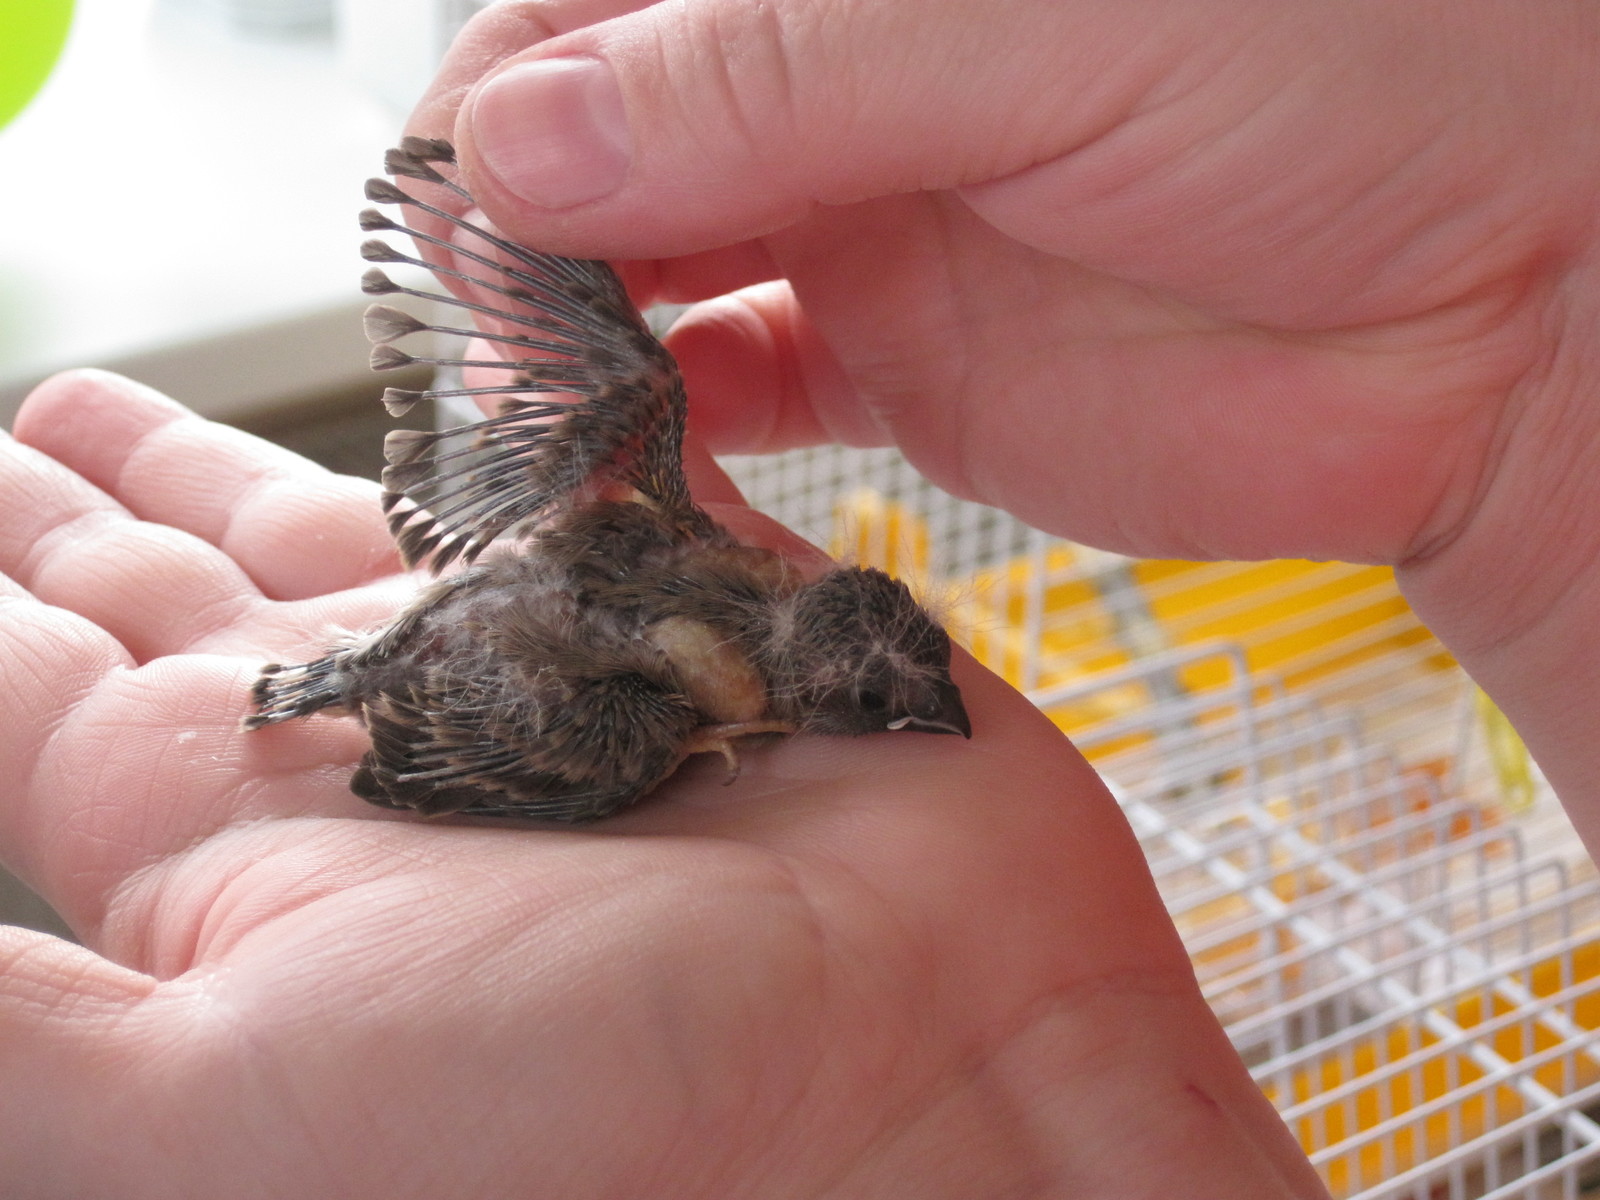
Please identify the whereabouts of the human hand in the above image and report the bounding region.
[413,0,1600,853]
[0,371,1324,1197]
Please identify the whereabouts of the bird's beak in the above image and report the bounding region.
[887,680,973,738]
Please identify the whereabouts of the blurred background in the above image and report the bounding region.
[0,0,488,932]
[0,0,491,464]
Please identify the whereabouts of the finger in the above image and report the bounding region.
[444,0,1203,258]
[440,0,1557,326]
[14,371,400,601]
[0,431,261,662]
[681,436,747,509]
[407,0,651,148]
[622,242,780,307]
[0,420,400,665]
[396,0,655,273]
[699,500,834,573]
[659,203,1504,567]
[0,598,133,888]
[668,280,863,456]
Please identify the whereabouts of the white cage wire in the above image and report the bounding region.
[722,444,1600,1200]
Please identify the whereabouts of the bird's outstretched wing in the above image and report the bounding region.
[359,137,713,573]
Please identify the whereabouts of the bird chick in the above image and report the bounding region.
[244,138,969,823]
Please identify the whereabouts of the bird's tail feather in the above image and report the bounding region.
[242,657,347,730]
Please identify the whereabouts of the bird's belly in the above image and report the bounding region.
[642,616,767,724]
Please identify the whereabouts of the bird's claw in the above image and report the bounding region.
[682,721,798,785]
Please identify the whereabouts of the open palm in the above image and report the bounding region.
[0,371,1323,1197]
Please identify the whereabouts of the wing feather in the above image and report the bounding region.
[359,138,711,573]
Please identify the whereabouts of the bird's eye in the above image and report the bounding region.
[857,689,888,712]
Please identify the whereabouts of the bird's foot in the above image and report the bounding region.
[682,721,798,783]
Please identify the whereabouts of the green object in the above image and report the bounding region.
[0,0,74,131]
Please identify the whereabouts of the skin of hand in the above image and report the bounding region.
[412,0,1600,865]
[0,370,1326,1198]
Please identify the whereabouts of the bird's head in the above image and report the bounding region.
[766,567,971,739]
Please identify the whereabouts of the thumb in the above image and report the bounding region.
[445,0,1195,257]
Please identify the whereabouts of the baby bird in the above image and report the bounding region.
[244,138,969,823]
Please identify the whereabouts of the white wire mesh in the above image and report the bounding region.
[723,443,1600,1200]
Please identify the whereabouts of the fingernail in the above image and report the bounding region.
[469,57,632,209]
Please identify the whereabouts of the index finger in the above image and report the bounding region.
[14,371,401,601]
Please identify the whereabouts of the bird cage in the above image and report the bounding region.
[722,443,1600,1200]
